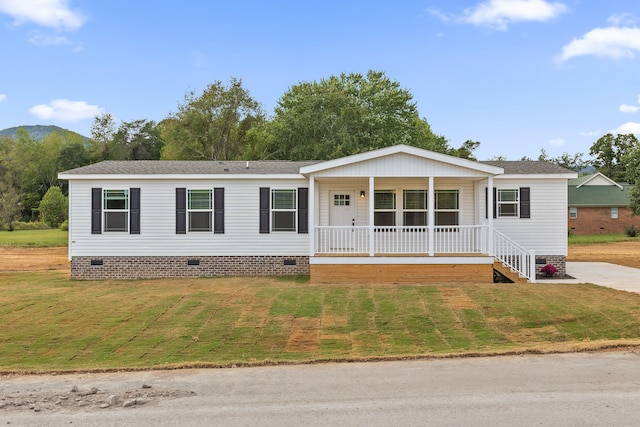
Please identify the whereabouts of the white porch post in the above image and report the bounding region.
[428,176,435,256]
[487,176,494,256]
[369,176,375,256]
[308,176,315,256]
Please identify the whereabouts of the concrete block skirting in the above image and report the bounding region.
[71,255,310,280]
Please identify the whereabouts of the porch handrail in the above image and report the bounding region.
[493,229,536,283]
[314,225,490,256]
[315,226,370,254]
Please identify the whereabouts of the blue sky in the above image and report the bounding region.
[1,0,639,160]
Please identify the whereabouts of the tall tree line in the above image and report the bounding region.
[2,70,640,228]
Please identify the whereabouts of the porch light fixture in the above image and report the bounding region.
[360,190,366,198]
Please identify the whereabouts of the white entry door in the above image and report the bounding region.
[329,191,356,250]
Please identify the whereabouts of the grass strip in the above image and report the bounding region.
[2,272,640,373]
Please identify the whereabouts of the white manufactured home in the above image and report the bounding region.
[58,145,576,283]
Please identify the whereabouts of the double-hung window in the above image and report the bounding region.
[188,189,212,232]
[569,207,577,219]
[374,190,396,226]
[104,190,128,232]
[611,207,618,219]
[497,189,518,217]
[403,190,427,226]
[435,190,459,226]
[272,189,296,232]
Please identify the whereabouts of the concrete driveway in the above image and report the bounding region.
[565,261,640,293]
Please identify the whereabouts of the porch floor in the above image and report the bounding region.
[309,255,495,284]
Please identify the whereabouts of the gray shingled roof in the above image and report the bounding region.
[61,159,574,176]
[481,160,575,174]
[60,160,320,175]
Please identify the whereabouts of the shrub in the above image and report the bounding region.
[59,220,69,231]
[625,225,638,238]
[540,264,558,276]
[12,221,50,230]
[38,186,68,228]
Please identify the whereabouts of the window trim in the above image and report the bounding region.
[271,188,297,232]
[403,189,427,226]
[569,207,577,219]
[611,207,618,219]
[497,188,519,218]
[434,189,459,226]
[187,189,213,232]
[374,189,396,226]
[103,189,129,232]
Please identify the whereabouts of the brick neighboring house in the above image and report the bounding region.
[568,172,640,235]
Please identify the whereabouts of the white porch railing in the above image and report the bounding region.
[315,226,370,254]
[493,229,536,283]
[314,225,536,283]
[314,225,489,255]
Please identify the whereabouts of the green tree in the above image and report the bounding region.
[589,133,638,181]
[0,183,21,231]
[112,119,163,160]
[38,186,68,228]
[257,70,450,160]
[538,149,590,172]
[161,77,263,160]
[453,140,481,160]
[88,113,117,162]
[625,142,640,215]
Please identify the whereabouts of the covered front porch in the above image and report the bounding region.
[299,145,536,283]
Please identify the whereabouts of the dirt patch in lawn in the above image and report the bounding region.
[568,241,640,269]
[0,247,69,272]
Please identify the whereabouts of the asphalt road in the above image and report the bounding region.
[3,351,640,426]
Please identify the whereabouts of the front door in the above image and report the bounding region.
[329,191,356,250]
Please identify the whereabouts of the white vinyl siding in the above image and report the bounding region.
[309,152,494,178]
[489,178,568,256]
[67,178,309,257]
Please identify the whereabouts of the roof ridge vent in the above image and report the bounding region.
[246,161,250,169]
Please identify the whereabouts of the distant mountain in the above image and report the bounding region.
[0,125,88,141]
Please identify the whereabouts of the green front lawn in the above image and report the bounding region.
[0,229,68,247]
[1,272,639,373]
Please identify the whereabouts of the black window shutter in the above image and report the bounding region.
[485,187,497,219]
[214,187,224,234]
[91,188,102,234]
[130,188,140,234]
[520,187,531,218]
[259,187,270,233]
[176,188,186,234]
[298,187,308,234]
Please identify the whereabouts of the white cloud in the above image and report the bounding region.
[620,104,640,113]
[548,138,565,146]
[28,31,71,46]
[0,0,86,31]
[0,94,6,102]
[558,26,640,61]
[613,122,640,135]
[29,99,102,121]
[428,8,453,24]
[461,0,569,30]
[608,13,636,27]
[579,130,602,137]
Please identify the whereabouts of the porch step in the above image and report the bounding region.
[493,261,530,284]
